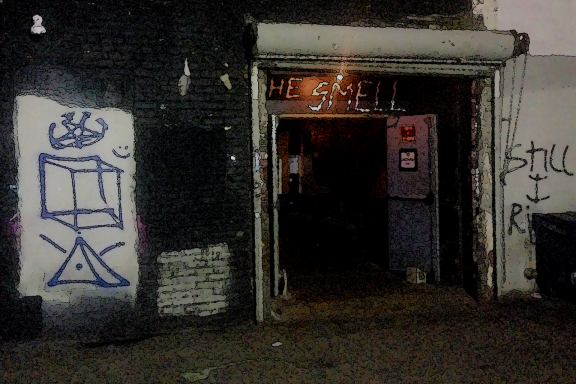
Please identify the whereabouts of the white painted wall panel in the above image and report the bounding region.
[15,95,138,307]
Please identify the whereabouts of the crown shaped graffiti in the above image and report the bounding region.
[49,111,108,150]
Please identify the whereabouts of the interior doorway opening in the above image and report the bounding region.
[276,118,390,301]
[268,75,477,303]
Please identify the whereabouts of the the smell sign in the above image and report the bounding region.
[399,149,418,171]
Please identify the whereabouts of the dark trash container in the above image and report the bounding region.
[533,212,576,302]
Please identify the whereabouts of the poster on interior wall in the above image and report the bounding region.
[400,124,416,142]
[15,95,138,302]
[399,149,418,171]
[265,74,409,115]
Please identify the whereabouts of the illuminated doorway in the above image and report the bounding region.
[271,112,441,302]
[260,73,477,307]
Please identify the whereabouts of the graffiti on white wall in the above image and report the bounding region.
[503,141,574,242]
[48,111,108,150]
[16,95,138,301]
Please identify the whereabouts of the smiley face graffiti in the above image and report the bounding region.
[112,146,131,159]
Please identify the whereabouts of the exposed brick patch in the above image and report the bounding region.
[157,243,232,317]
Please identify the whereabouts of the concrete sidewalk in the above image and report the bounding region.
[2,281,576,383]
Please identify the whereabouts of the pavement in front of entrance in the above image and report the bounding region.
[2,277,576,383]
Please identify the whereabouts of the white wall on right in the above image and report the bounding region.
[492,0,576,56]
[484,0,576,296]
[498,56,576,294]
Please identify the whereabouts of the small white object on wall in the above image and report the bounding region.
[289,156,299,174]
[407,267,426,284]
[178,58,191,96]
[220,74,232,90]
[31,15,46,34]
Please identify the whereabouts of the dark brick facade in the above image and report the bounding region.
[0,0,471,341]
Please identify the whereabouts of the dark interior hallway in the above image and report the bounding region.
[274,75,476,303]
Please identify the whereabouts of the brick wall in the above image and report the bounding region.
[0,0,473,338]
[157,243,233,317]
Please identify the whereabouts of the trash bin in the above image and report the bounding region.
[533,212,576,302]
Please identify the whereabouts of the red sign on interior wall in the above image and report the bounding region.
[400,124,416,142]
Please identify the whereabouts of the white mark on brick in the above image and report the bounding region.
[172,296,196,306]
[157,299,173,307]
[209,274,227,281]
[157,243,231,317]
[220,74,232,90]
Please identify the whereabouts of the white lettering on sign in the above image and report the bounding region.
[346,83,355,111]
[286,78,302,99]
[268,76,394,113]
[269,78,284,98]
[355,80,372,113]
[308,82,330,111]
[374,81,383,112]
[401,152,416,169]
[327,74,348,110]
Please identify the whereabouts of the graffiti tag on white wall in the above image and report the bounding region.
[503,141,573,241]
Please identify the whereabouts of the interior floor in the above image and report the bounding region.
[279,191,394,302]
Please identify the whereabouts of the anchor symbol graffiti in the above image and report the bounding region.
[526,173,550,203]
[49,111,108,150]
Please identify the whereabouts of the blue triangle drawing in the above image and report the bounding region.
[47,237,130,287]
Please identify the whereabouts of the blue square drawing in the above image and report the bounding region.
[39,154,124,231]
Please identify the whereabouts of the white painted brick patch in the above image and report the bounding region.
[157,243,232,318]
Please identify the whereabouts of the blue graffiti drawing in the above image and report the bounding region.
[49,111,108,150]
[39,153,123,231]
[99,242,126,256]
[47,237,129,287]
[112,146,131,159]
[39,234,67,253]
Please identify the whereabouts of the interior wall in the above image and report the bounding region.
[294,119,387,197]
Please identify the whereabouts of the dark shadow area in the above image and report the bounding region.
[533,212,576,304]
[0,296,43,342]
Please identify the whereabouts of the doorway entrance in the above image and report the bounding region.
[275,117,390,301]
[271,114,442,302]
[266,75,476,304]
